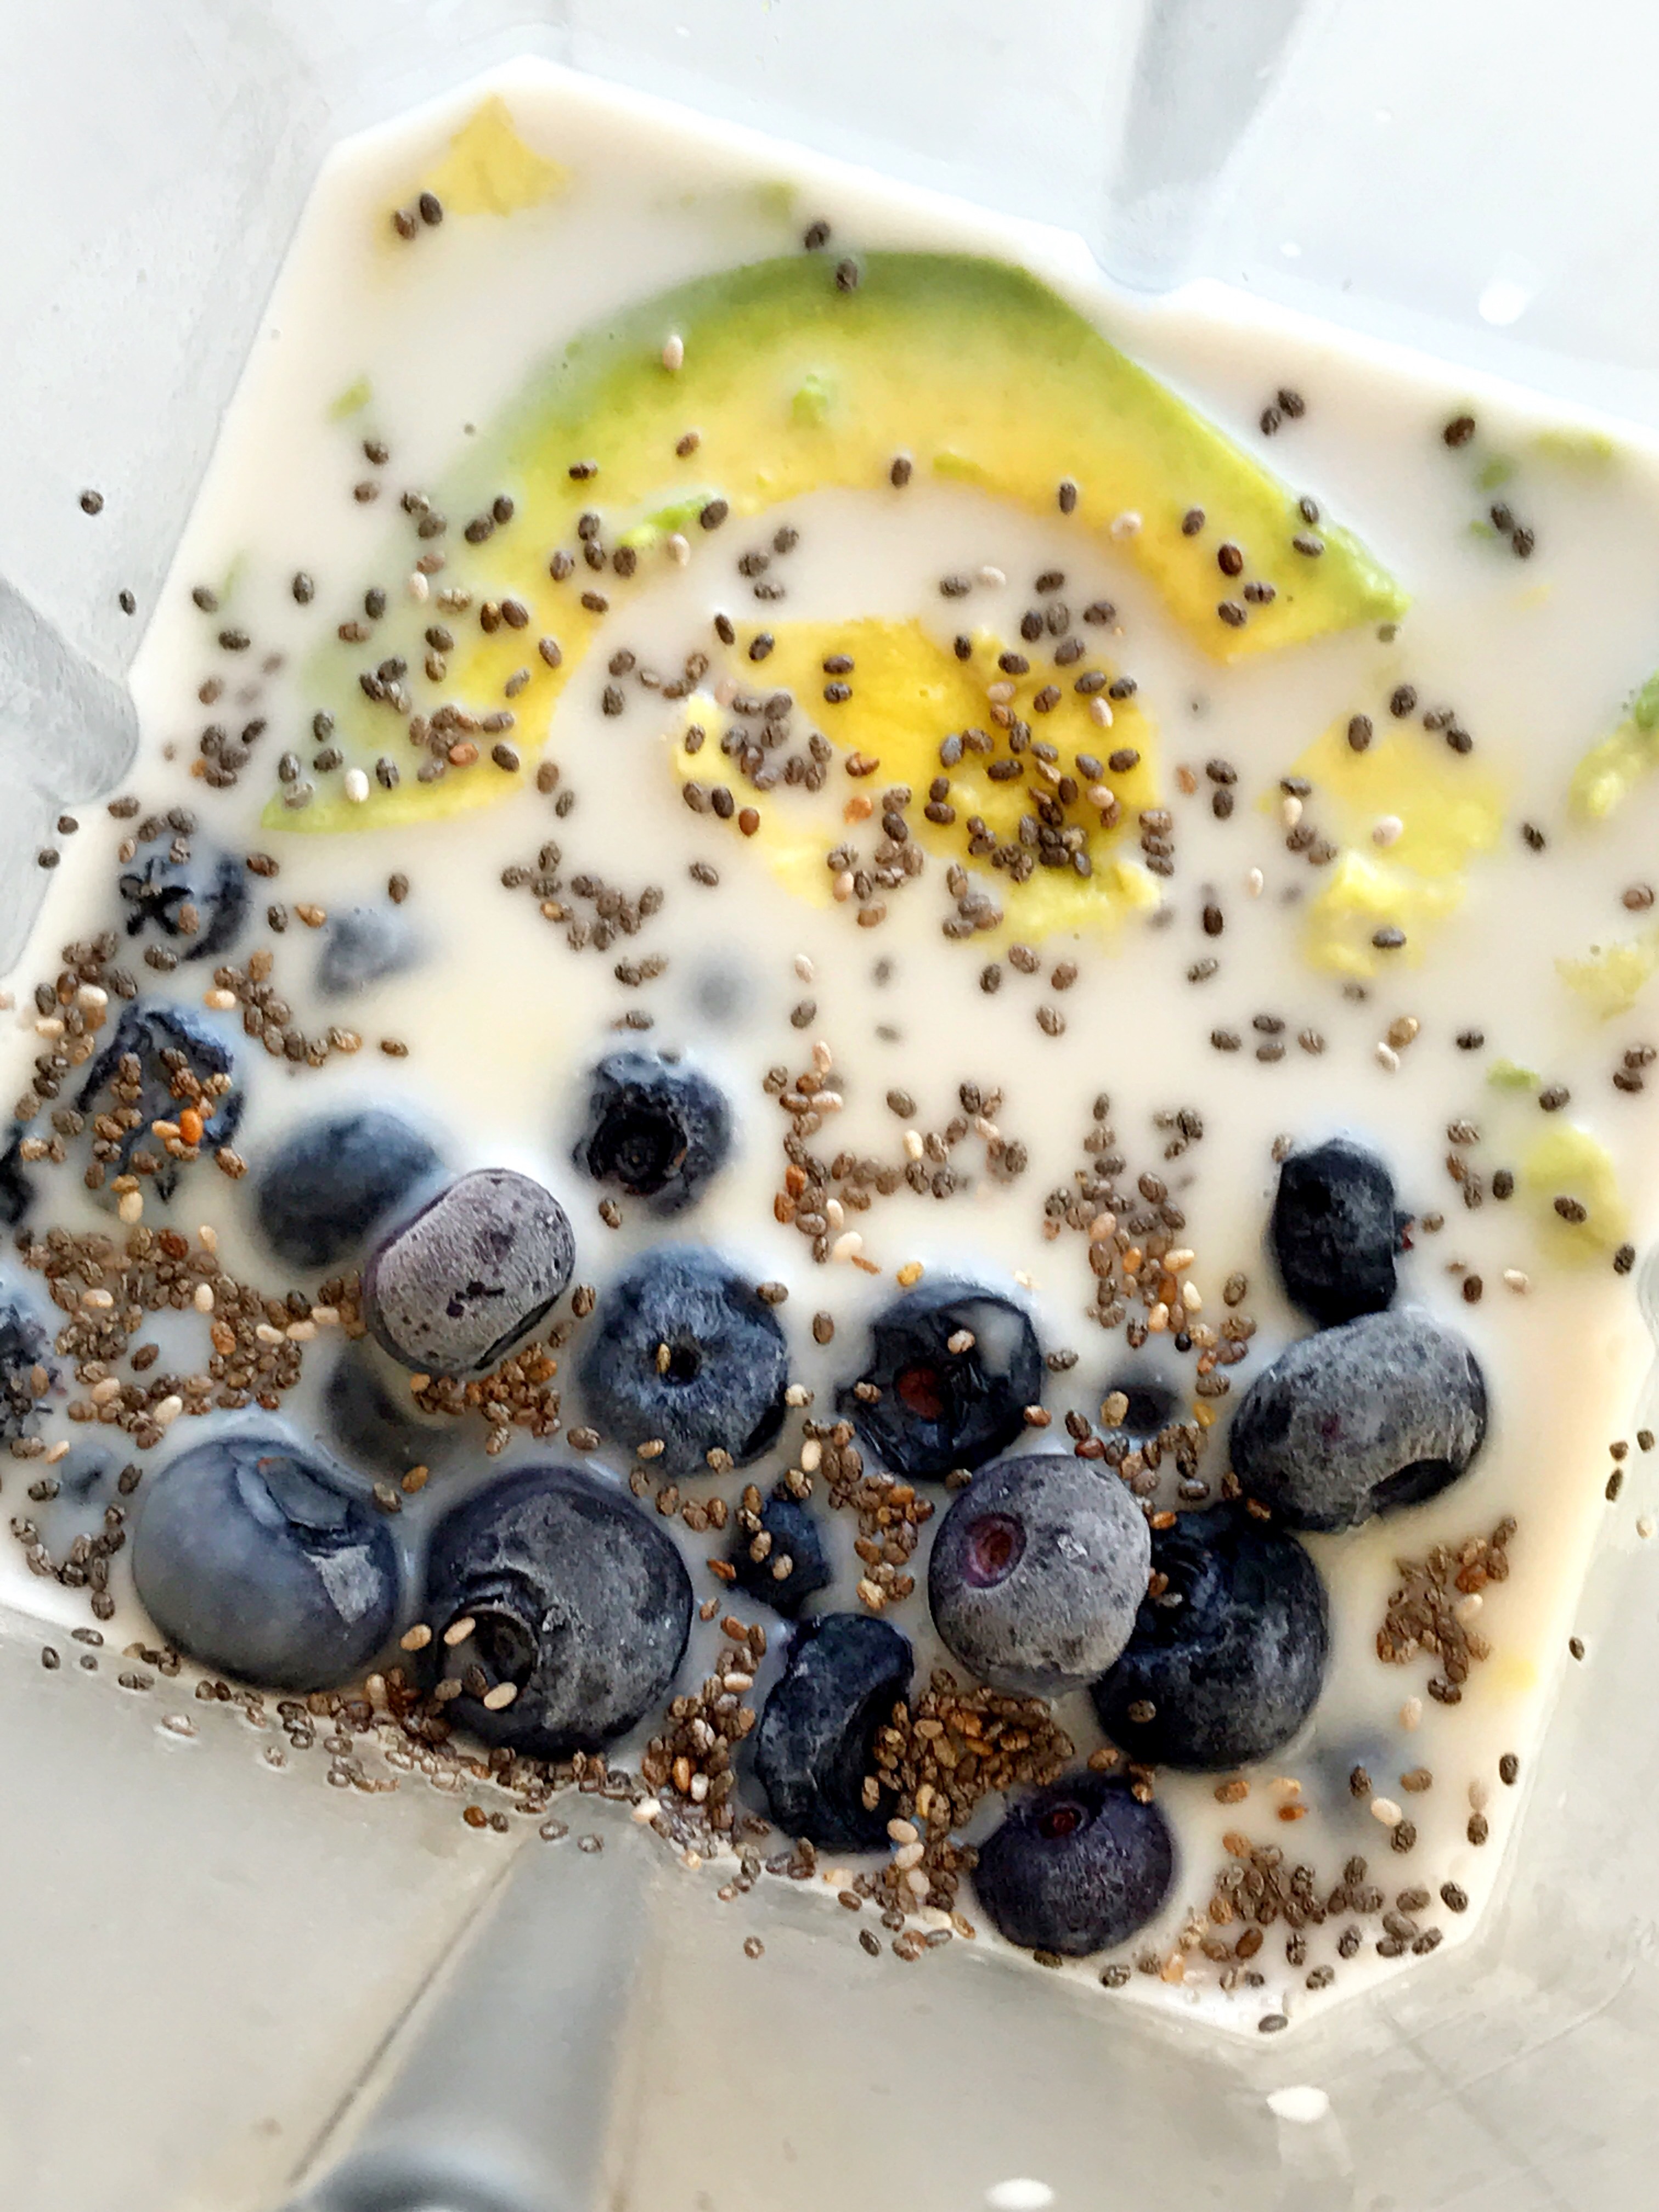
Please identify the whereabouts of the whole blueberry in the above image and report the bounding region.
[973,1771,1175,1956]
[752,1612,912,1849]
[0,1289,54,1441]
[928,1453,1150,1694]
[1229,1308,1487,1531]
[75,1001,244,1201]
[132,1430,398,1689]
[418,1463,692,1756]
[118,840,247,962]
[1270,1137,1403,1328]
[317,905,415,996]
[578,1246,787,1475]
[365,1168,574,1376]
[1090,1506,1329,1768]
[255,1107,442,1271]
[727,1494,833,1617]
[841,1279,1042,1480]
[575,1051,731,1215]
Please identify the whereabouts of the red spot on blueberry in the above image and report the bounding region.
[1037,1798,1086,1841]
[962,1511,1025,1588]
[896,1362,946,1421]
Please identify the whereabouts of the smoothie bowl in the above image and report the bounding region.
[7,49,1659,2212]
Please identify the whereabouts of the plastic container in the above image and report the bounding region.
[5,7,1659,2208]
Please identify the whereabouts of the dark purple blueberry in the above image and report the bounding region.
[840,1279,1042,1480]
[1090,1506,1329,1768]
[1270,1137,1404,1327]
[74,1000,244,1202]
[364,1168,574,1376]
[752,1612,912,1849]
[417,1463,692,1756]
[1228,1308,1487,1531]
[578,1246,787,1476]
[256,1107,442,1270]
[727,1494,832,1617]
[973,1771,1175,1956]
[0,1127,33,1228]
[928,1452,1150,1694]
[575,1051,731,1214]
[132,1429,398,1689]
[117,840,247,961]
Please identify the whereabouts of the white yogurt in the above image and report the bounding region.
[8,60,1659,2036]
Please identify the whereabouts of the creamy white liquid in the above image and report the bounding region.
[8,59,1659,2038]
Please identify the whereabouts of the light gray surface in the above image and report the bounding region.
[6,4,1659,2208]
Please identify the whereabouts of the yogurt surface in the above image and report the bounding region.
[8,58,1659,2039]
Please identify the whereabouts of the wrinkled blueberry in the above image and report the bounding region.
[118,840,247,962]
[578,1246,787,1475]
[727,1494,833,1617]
[1270,1137,1403,1328]
[75,1001,244,1201]
[752,1612,912,1849]
[575,1051,731,1215]
[0,1127,33,1228]
[256,1107,441,1270]
[317,905,415,996]
[365,1168,574,1376]
[419,1464,692,1756]
[323,1341,454,1477]
[928,1452,1150,1694]
[1090,1506,1329,1768]
[132,1430,398,1689]
[1229,1308,1487,1531]
[841,1280,1042,1480]
[973,1770,1175,1956]
[0,1288,55,1441]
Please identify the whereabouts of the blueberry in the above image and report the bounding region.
[927,1452,1150,1694]
[727,1494,833,1617]
[1100,1372,1181,1446]
[752,1612,912,1849]
[75,1001,244,1201]
[255,1107,442,1269]
[365,1167,574,1376]
[132,1429,398,1689]
[840,1279,1042,1480]
[117,840,248,961]
[972,1770,1175,1956]
[1228,1308,1487,1531]
[323,1341,454,1477]
[317,904,415,996]
[575,1050,731,1215]
[578,1246,788,1475]
[0,1127,33,1228]
[0,1288,55,1441]
[1090,1506,1329,1768]
[1270,1137,1403,1327]
[418,1463,692,1756]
